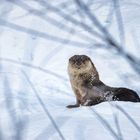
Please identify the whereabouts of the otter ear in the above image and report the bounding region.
[69,57,73,61]
[87,57,92,62]
[88,58,94,66]
[69,55,76,61]
[84,55,91,61]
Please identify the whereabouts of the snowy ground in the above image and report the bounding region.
[0,0,140,140]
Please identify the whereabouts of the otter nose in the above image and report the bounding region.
[76,60,81,66]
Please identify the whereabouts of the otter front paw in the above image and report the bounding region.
[66,104,80,108]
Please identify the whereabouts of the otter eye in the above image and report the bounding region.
[83,59,86,62]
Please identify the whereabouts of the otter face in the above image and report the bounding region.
[68,55,93,73]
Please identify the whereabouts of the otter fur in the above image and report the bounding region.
[67,55,140,108]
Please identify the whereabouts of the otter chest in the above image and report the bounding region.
[71,75,82,88]
[70,75,86,98]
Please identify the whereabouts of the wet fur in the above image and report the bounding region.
[67,55,140,108]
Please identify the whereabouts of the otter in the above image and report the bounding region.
[67,55,140,108]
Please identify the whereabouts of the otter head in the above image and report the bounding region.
[68,55,93,74]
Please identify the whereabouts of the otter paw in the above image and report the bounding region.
[66,104,80,108]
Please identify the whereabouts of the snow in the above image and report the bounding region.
[0,0,140,140]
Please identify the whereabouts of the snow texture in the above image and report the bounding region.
[0,0,140,140]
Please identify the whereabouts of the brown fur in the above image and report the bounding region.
[67,55,140,108]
